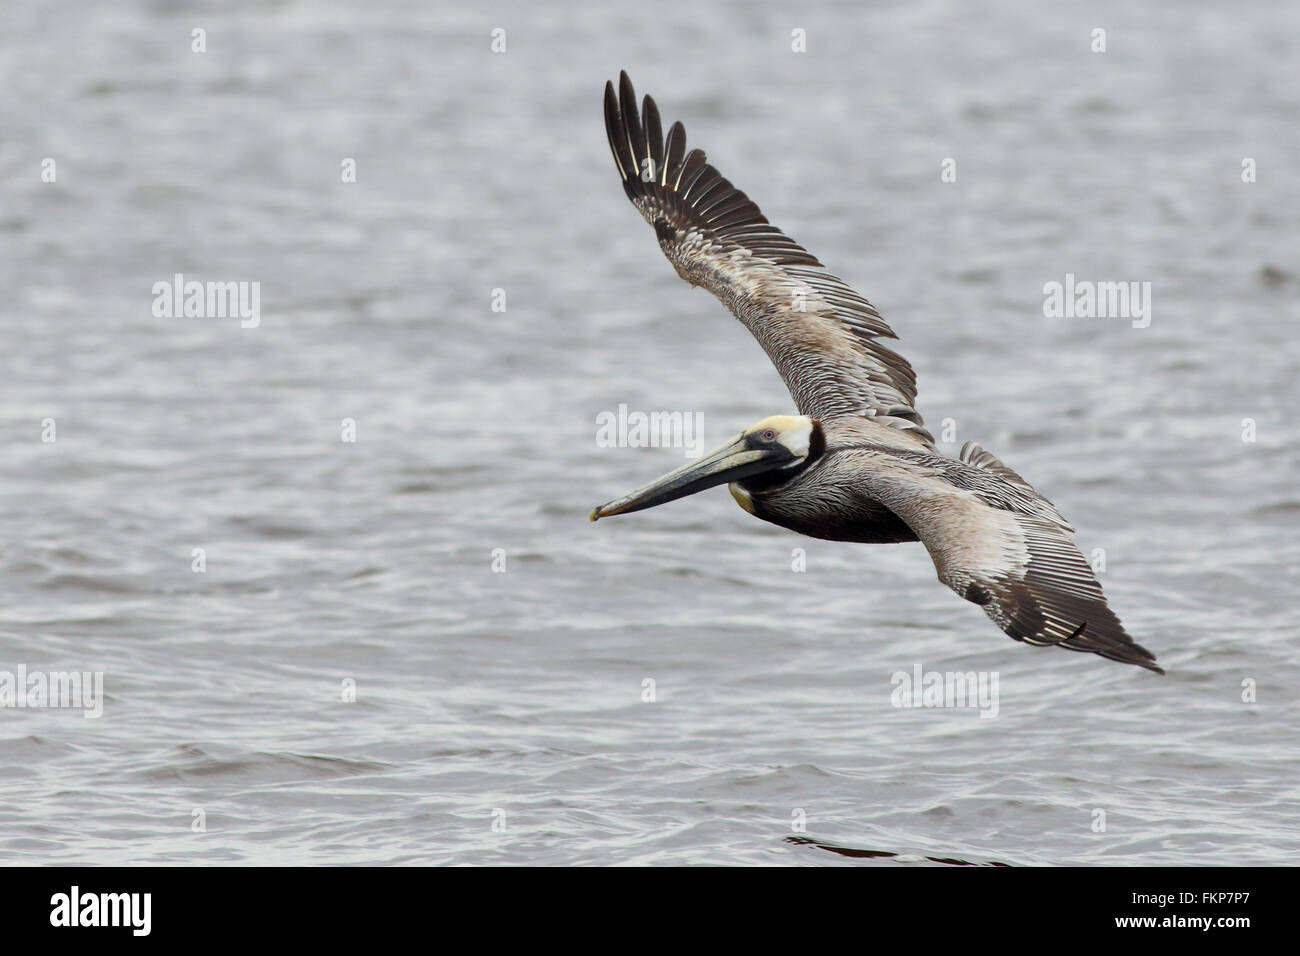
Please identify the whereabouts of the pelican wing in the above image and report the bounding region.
[857,450,1162,672]
[604,72,931,445]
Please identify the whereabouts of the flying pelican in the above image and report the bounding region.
[590,72,1162,674]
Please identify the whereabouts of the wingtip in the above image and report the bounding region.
[1137,653,1165,675]
[1118,648,1165,674]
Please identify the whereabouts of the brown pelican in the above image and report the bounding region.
[591,73,1162,674]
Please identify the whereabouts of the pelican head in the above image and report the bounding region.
[590,415,817,521]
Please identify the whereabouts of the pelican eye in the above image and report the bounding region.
[760,428,777,443]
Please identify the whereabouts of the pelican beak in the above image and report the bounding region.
[590,433,795,521]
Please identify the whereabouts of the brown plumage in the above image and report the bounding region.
[595,73,1162,674]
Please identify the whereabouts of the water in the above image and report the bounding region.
[1,0,1297,865]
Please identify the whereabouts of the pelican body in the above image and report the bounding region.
[591,73,1162,674]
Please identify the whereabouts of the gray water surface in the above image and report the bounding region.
[1,0,1297,865]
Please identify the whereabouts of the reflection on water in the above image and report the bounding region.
[786,837,1011,867]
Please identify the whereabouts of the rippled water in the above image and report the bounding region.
[2,0,1297,865]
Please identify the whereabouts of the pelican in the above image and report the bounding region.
[590,72,1162,674]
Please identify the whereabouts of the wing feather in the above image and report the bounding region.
[642,96,664,175]
[856,450,1162,673]
[604,72,930,444]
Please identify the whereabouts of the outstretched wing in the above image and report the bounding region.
[859,450,1162,673]
[604,72,931,445]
